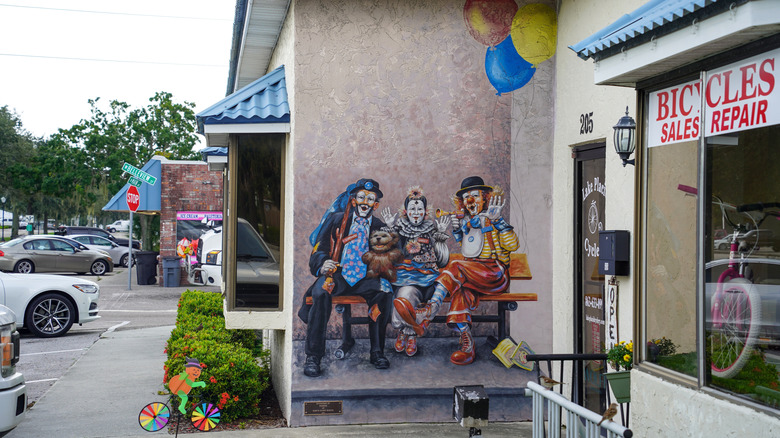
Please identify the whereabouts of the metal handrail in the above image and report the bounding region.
[526,353,607,402]
[525,381,632,438]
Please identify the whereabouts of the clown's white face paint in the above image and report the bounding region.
[406,200,425,226]
[354,190,377,218]
[462,189,485,216]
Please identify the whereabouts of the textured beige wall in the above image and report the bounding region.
[554,0,640,358]
[290,0,517,340]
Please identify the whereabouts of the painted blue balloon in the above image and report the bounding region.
[485,36,536,95]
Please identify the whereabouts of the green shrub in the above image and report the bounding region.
[164,290,269,422]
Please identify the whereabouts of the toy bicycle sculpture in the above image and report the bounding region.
[138,358,220,435]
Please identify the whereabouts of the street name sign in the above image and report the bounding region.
[122,162,157,186]
[128,177,143,187]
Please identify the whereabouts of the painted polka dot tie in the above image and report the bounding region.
[341,217,369,286]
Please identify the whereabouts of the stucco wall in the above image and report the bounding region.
[267,1,297,423]
[632,370,780,436]
[291,0,514,341]
[554,0,640,361]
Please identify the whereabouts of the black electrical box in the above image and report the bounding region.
[453,385,489,428]
[598,230,630,276]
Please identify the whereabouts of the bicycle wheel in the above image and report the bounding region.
[191,402,221,431]
[710,278,762,378]
[138,402,171,432]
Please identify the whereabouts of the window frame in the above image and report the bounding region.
[637,36,780,414]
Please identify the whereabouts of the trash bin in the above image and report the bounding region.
[162,257,181,287]
[135,251,159,285]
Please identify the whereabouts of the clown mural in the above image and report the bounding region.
[395,176,519,365]
[381,186,451,357]
[298,179,391,378]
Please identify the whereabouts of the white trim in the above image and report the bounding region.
[204,122,291,134]
[595,1,780,86]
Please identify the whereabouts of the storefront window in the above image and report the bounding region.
[644,139,699,377]
[643,46,780,410]
[705,125,780,408]
[230,134,283,309]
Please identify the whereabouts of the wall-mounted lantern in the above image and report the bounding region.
[612,106,636,167]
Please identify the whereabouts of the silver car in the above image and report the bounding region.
[68,234,135,267]
[0,236,113,276]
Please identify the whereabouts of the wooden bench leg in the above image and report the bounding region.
[334,303,355,359]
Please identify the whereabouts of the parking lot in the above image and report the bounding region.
[14,265,219,405]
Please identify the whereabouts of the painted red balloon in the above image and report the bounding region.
[463,0,518,47]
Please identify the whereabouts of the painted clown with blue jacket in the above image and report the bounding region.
[298,178,391,378]
[395,176,518,365]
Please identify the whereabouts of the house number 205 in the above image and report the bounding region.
[580,112,593,134]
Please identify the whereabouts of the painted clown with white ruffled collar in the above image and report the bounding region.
[394,176,519,365]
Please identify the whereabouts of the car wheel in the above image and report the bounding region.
[25,293,75,338]
[91,259,109,276]
[120,253,133,268]
[13,260,35,274]
[718,243,728,250]
[108,227,115,233]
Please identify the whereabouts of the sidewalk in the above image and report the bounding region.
[8,326,534,438]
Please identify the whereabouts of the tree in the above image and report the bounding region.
[54,92,200,248]
[0,106,36,238]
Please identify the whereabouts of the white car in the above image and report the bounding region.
[0,304,25,436]
[106,220,130,233]
[68,234,135,267]
[191,219,280,308]
[0,271,100,337]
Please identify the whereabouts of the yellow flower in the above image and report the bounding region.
[623,354,631,362]
[627,342,633,352]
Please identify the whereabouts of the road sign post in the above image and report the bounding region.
[126,186,140,290]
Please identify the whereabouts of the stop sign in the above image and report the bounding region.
[127,186,140,212]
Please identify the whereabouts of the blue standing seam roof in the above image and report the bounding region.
[196,65,290,134]
[569,0,721,60]
[102,159,162,212]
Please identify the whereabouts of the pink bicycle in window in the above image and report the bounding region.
[707,198,780,378]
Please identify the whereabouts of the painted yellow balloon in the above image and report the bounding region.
[510,3,557,67]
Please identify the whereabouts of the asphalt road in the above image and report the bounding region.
[15,265,220,405]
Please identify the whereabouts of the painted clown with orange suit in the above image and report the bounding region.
[394,176,519,365]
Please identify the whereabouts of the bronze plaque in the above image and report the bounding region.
[304,400,343,416]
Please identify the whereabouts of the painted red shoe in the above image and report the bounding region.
[450,330,475,365]
[394,332,407,353]
[406,335,417,357]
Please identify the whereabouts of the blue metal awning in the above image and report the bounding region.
[196,65,290,134]
[199,147,227,160]
[569,0,725,61]
[102,158,162,213]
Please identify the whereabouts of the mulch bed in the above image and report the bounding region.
[167,385,287,434]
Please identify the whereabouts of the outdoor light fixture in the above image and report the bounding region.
[613,106,636,167]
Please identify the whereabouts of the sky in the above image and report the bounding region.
[0,0,236,148]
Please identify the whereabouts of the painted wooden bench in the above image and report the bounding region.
[306,253,536,359]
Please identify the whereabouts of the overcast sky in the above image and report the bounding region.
[0,0,236,148]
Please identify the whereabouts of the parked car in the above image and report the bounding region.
[0,236,113,276]
[714,228,775,251]
[68,234,135,267]
[0,271,100,337]
[106,220,130,233]
[191,218,279,308]
[55,225,140,249]
[0,304,25,434]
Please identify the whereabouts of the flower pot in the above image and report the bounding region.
[605,370,631,403]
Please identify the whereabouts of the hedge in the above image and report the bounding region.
[164,290,269,422]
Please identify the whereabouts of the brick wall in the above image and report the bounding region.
[159,161,223,283]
